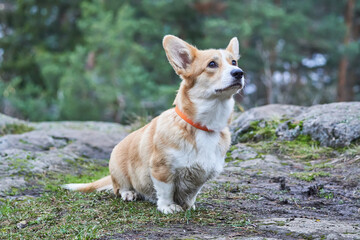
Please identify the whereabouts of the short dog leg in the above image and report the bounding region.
[152,178,183,214]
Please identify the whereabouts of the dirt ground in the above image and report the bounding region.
[102,143,360,239]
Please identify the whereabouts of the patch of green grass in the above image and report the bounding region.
[343,144,360,157]
[318,189,334,199]
[0,123,35,136]
[1,156,252,239]
[304,162,334,171]
[0,188,251,239]
[290,171,330,182]
[41,164,110,192]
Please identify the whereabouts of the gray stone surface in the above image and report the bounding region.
[0,117,129,195]
[0,113,26,127]
[258,218,360,239]
[231,104,305,132]
[294,102,360,147]
[231,102,360,147]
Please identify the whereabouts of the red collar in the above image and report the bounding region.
[175,106,214,132]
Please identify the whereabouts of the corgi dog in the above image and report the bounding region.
[63,35,244,214]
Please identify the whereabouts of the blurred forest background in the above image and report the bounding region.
[0,0,359,123]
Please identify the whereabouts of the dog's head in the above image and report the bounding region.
[163,35,244,99]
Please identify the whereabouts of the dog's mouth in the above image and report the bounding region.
[215,82,243,93]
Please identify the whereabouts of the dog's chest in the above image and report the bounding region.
[169,131,225,177]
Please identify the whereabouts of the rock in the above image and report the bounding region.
[0,115,130,195]
[17,220,27,229]
[230,143,259,160]
[294,102,360,147]
[0,113,27,127]
[231,102,360,147]
[258,218,360,239]
[230,104,306,143]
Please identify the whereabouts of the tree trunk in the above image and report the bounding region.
[337,0,355,101]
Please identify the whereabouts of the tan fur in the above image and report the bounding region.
[73,175,112,193]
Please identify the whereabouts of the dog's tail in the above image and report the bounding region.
[62,175,113,193]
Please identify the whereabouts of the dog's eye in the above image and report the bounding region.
[232,60,237,66]
[208,61,218,68]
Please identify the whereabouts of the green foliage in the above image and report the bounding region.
[290,171,330,182]
[1,1,360,121]
[0,123,34,136]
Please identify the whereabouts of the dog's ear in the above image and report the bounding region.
[226,37,240,60]
[163,35,197,75]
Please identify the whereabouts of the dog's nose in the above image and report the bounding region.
[231,69,244,80]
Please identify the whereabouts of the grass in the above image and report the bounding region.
[0,190,251,239]
[0,161,252,239]
[304,162,334,171]
[318,189,334,199]
[290,171,330,182]
[0,123,35,136]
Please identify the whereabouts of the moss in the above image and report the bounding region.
[225,145,244,163]
[0,123,35,136]
[237,119,352,161]
[237,120,278,142]
[7,158,32,173]
[287,120,303,130]
[290,171,330,182]
[248,133,336,161]
[225,151,233,162]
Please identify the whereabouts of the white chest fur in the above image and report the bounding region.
[168,130,225,176]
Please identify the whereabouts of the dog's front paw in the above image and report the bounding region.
[120,191,138,201]
[158,203,183,214]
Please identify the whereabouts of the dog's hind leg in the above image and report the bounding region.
[111,175,121,196]
[120,190,138,201]
[111,174,138,201]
